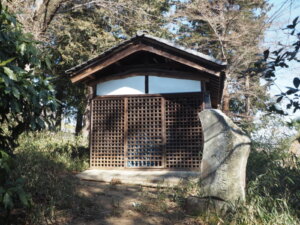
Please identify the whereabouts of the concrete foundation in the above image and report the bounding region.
[76,169,200,187]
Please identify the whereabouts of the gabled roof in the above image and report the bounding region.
[66,33,226,83]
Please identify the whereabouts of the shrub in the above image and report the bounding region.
[170,137,300,224]
[0,150,30,224]
[9,131,89,224]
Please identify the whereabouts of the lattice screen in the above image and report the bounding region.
[91,93,203,169]
[91,98,125,167]
[127,97,163,168]
[165,94,203,168]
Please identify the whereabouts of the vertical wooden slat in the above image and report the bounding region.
[145,75,149,94]
[90,99,94,167]
[201,81,206,110]
[124,97,128,168]
[161,97,166,168]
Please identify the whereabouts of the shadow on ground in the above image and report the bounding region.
[61,179,201,225]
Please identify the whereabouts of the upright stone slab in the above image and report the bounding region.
[199,109,251,202]
[289,139,300,157]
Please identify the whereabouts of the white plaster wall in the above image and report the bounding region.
[96,76,145,96]
[149,76,201,94]
[96,75,201,96]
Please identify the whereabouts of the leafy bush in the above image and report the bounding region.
[0,2,56,153]
[169,135,300,224]
[225,146,300,225]
[16,131,89,172]
[0,150,30,224]
[6,131,89,224]
[0,3,56,223]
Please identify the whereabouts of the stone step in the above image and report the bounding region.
[76,169,200,187]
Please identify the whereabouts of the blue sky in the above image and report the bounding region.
[264,0,300,117]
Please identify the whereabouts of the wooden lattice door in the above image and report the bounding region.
[90,98,125,168]
[90,93,203,169]
[165,94,203,168]
[126,97,164,168]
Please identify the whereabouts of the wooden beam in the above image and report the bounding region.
[70,43,220,83]
[87,68,210,87]
[71,43,142,83]
[141,45,219,76]
[110,63,188,72]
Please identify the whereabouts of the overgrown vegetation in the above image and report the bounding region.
[155,138,300,225]
[0,2,56,222]
[1,131,89,224]
[2,129,300,224]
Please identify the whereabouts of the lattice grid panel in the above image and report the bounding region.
[91,98,125,167]
[165,94,203,168]
[127,97,163,168]
[90,94,203,169]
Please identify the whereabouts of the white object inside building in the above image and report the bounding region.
[96,76,201,96]
[96,76,145,95]
[148,76,201,94]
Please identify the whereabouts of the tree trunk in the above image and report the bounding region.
[33,0,65,34]
[54,87,64,130]
[245,75,250,116]
[82,86,94,137]
[75,110,83,136]
[55,104,63,130]
[221,79,230,113]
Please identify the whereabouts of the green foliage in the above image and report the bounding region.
[264,16,300,113]
[16,131,89,172]
[219,146,299,225]
[0,2,56,152]
[10,131,88,224]
[167,132,300,224]
[0,150,30,224]
[0,129,89,223]
[174,0,270,117]
[46,0,172,130]
[0,4,56,223]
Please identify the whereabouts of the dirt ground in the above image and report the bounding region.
[57,179,203,225]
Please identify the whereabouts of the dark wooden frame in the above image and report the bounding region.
[90,92,205,170]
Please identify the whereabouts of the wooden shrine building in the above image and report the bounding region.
[67,34,226,170]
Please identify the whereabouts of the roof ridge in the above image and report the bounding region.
[66,34,226,76]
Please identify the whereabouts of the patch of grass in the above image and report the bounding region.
[166,146,300,224]
[132,202,150,214]
[16,131,89,172]
[7,130,300,224]
[110,178,122,186]
[9,131,91,224]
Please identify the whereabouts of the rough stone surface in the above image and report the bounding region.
[289,139,300,157]
[199,109,251,202]
[76,170,199,187]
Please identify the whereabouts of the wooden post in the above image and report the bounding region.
[161,97,166,168]
[89,98,94,168]
[201,81,206,110]
[204,92,212,109]
[124,97,128,168]
[145,75,149,94]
